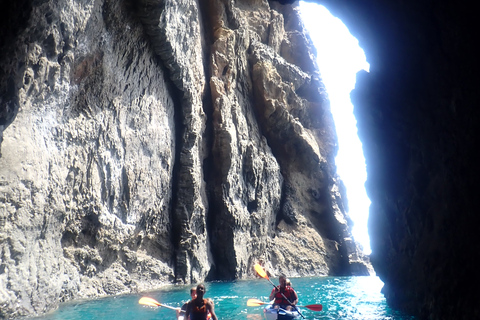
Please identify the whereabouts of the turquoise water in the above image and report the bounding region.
[30,276,415,320]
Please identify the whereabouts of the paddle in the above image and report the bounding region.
[247,298,323,311]
[138,297,180,311]
[254,264,306,319]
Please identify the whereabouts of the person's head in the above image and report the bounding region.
[286,278,291,287]
[279,274,287,287]
[196,284,206,298]
[190,287,197,299]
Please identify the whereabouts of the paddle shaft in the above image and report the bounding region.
[160,304,180,311]
[139,297,180,311]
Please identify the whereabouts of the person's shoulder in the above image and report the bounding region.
[185,300,194,309]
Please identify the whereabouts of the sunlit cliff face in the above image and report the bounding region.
[0,0,371,318]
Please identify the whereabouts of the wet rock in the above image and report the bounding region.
[0,0,369,317]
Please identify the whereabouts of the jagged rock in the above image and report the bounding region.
[137,0,211,285]
[0,1,177,317]
[276,0,480,318]
[0,0,369,318]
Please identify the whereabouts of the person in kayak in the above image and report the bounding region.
[177,287,197,320]
[185,284,218,320]
[269,274,298,311]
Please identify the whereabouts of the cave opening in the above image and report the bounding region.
[299,1,372,254]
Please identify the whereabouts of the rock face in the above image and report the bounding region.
[0,0,369,318]
[278,0,480,319]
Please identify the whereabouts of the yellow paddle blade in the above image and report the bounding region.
[139,297,161,307]
[254,263,268,279]
[247,298,266,307]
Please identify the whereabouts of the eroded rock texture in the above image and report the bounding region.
[277,0,479,319]
[0,0,369,318]
[0,1,178,317]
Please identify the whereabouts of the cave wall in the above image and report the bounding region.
[278,0,479,319]
[0,1,178,317]
[3,0,479,318]
[0,0,370,318]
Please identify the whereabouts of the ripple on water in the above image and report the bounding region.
[30,276,416,320]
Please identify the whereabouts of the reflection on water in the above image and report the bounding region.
[30,276,416,320]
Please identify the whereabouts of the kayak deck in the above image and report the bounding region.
[264,306,301,320]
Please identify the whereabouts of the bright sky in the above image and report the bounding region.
[299,2,372,254]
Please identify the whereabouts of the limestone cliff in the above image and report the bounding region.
[0,0,369,318]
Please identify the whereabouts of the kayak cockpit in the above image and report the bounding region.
[263,305,301,320]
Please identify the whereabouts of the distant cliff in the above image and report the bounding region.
[0,0,369,318]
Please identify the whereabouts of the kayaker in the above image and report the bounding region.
[269,274,298,311]
[185,284,218,320]
[177,287,197,320]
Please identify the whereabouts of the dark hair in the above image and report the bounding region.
[196,284,205,292]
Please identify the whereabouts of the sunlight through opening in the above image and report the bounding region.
[299,2,372,254]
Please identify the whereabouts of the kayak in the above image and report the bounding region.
[178,312,212,320]
[264,305,301,320]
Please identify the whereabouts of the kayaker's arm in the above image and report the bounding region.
[176,302,187,319]
[207,300,218,320]
[269,287,278,301]
[291,292,298,306]
[184,301,192,319]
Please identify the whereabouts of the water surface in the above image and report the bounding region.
[30,276,416,320]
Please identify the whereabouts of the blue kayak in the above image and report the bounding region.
[263,305,301,320]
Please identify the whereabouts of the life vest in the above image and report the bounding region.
[190,299,211,320]
[272,286,297,307]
